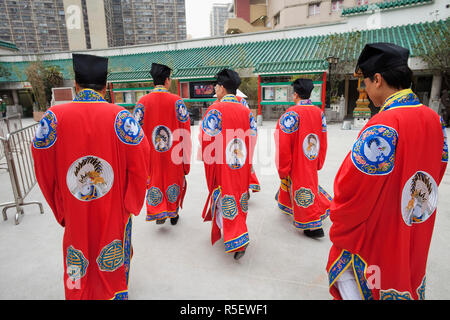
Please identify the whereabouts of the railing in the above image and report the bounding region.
[0,113,23,170]
[0,122,44,225]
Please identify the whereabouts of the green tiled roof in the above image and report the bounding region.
[0,40,19,51]
[342,0,433,16]
[0,19,447,83]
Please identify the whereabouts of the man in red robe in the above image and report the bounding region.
[134,63,192,225]
[274,78,330,238]
[32,53,150,300]
[201,69,254,260]
[207,90,261,195]
[326,43,448,300]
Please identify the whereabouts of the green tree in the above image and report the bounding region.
[317,31,362,102]
[413,19,450,89]
[25,62,64,111]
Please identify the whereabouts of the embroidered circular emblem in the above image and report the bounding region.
[226,138,247,170]
[32,110,57,149]
[240,192,249,212]
[115,110,144,145]
[133,103,145,127]
[294,188,315,208]
[321,112,327,132]
[147,187,163,207]
[202,109,222,136]
[401,171,438,226]
[66,246,88,281]
[222,195,238,220]
[66,156,114,202]
[152,125,173,152]
[249,112,257,136]
[97,240,124,272]
[279,111,299,134]
[351,125,398,175]
[303,133,320,160]
[166,184,180,204]
[175,99,189,123]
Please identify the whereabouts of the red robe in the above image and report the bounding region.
[134,86,192,221]
[201,94,253,253]
[32,89,150,300]
[275,100,330,230]
[202,96,260,192]
[326,89,448,300]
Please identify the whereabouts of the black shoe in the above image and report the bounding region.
[304,228,324,239]
[156,218,166,225]
[234,250,246,260]
[170,216,179,225]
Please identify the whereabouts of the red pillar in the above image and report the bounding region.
[257,75,262,115]
[109,82,114,104]
[177,79,181,96]
[321,71,327,112]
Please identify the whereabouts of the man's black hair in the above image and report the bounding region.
[369,65,413,90]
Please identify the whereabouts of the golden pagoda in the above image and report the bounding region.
[353,78,372,120]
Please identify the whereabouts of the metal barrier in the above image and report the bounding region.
[0,114,23,170]
[0,122,44,225]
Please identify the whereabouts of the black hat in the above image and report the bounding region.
[73,53,108,86]
[292,78,314,98]
[150,63,172,80]
[355,42,409,78]
[215,69,241,92]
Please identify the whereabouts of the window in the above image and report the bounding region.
[308,3,320,16]
[331,0,343,12]
[357,0,369,5]
[274,12,280,26]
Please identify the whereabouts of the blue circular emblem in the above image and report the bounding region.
[66,245,88,281]
[97,240,124,272]
[115,110,144,145]
[222,195,238,220]
[166,184,180,204]
[351,125,398,175]
[33,110,57,149]
[279,111,299,134]
[175,99,189,123]
[294,188,315,208]
[147,187,163,207]
[249,112,257,136]
[202,109,222,136]
[240,192,248,212]
[133,103,145,127]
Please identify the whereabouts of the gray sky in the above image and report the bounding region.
[185,0,232,39]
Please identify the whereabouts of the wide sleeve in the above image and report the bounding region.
[249,111,257,168]
[275,110,299,179]
[176,99,192,176]
[115,110,151,216]
[318,111,328,171]
[31,110,65,226]
[201,107,222,193]
[329,121,399,253]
